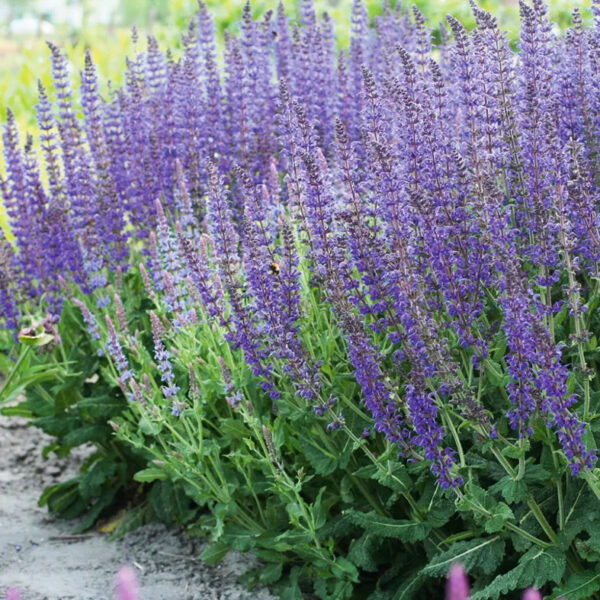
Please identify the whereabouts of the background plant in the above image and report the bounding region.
[3,0,600,598]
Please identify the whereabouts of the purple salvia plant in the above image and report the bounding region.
[3,0,600,487]
[105,315,133,383]
[150,310,181,415]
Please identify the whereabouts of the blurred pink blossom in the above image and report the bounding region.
[116,565,139,600]
[522,589,542,600]
[446,564,470,600]
[5,589,20,600]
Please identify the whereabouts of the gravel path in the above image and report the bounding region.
[0,415,276,600]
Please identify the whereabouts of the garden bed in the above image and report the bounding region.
[0,414,274,600]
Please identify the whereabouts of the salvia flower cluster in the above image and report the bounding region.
[3,0,600,490]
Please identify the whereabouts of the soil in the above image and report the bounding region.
[0,414,277,600]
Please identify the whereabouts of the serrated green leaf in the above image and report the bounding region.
[373,462,413,492]
[484,502,514,534]
[490,476,527,504]
[298,436,338,475]
[347,510,430,542]
[425,501,455,528]
[391,570,427,600]
[77,395,124,418]
[523,464,552,483]
[348,533,384,572]
[423,537,505,577]
[471,546,566,600]
[549,571,600,600]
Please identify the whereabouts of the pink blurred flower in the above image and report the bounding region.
[5,589,20,600]
[522,589,542,600]
[116,565,139,600]
[446,563,470,600]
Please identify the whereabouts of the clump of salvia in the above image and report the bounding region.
[2,0,600,494]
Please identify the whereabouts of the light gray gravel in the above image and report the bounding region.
[0,415,276,600]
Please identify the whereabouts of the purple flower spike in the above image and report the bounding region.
[5,588,21,600]
[522,589,542,600]
[446,564,469,600]
[116,565,139,600]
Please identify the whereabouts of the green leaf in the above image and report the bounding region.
[77,395,124,418]
[348,533,384,572]
[200,540,230,565]
[490,476,527,504]
[425,501,455,528]
[259,562,283,585]
[298,436,338,476]
[138,415,162,436]
[484,502,514,534]
[110,506,151,540]
[549,571,600,600]
[78,457,116,499]
[0,405,33,417]
[19,332,54,346]
[63,424,111,446]
[347,510,430,542]
[353,462,412,493]
[471,546,566,600]
[149,480,196,525]
[312,486,328,530]
[373,463,413,493]
[133,467,167,482]
[39,480,88,520]
[278,567,304,600]
[331,556,359,582]
[502,441,529,459]
[423,537,505,577]
[523,464,552,483]
[483,358,510,387]
[74,487,117,533]
[391,571,427,600]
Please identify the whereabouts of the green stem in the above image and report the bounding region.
[549,445,565,531]
[516,437,526,481]
[490,446,516,478]
[526,494,557,544]
[503,522,552,549]
[0,346,31,402]
[454,489,551,549]
[442,408,465,469]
